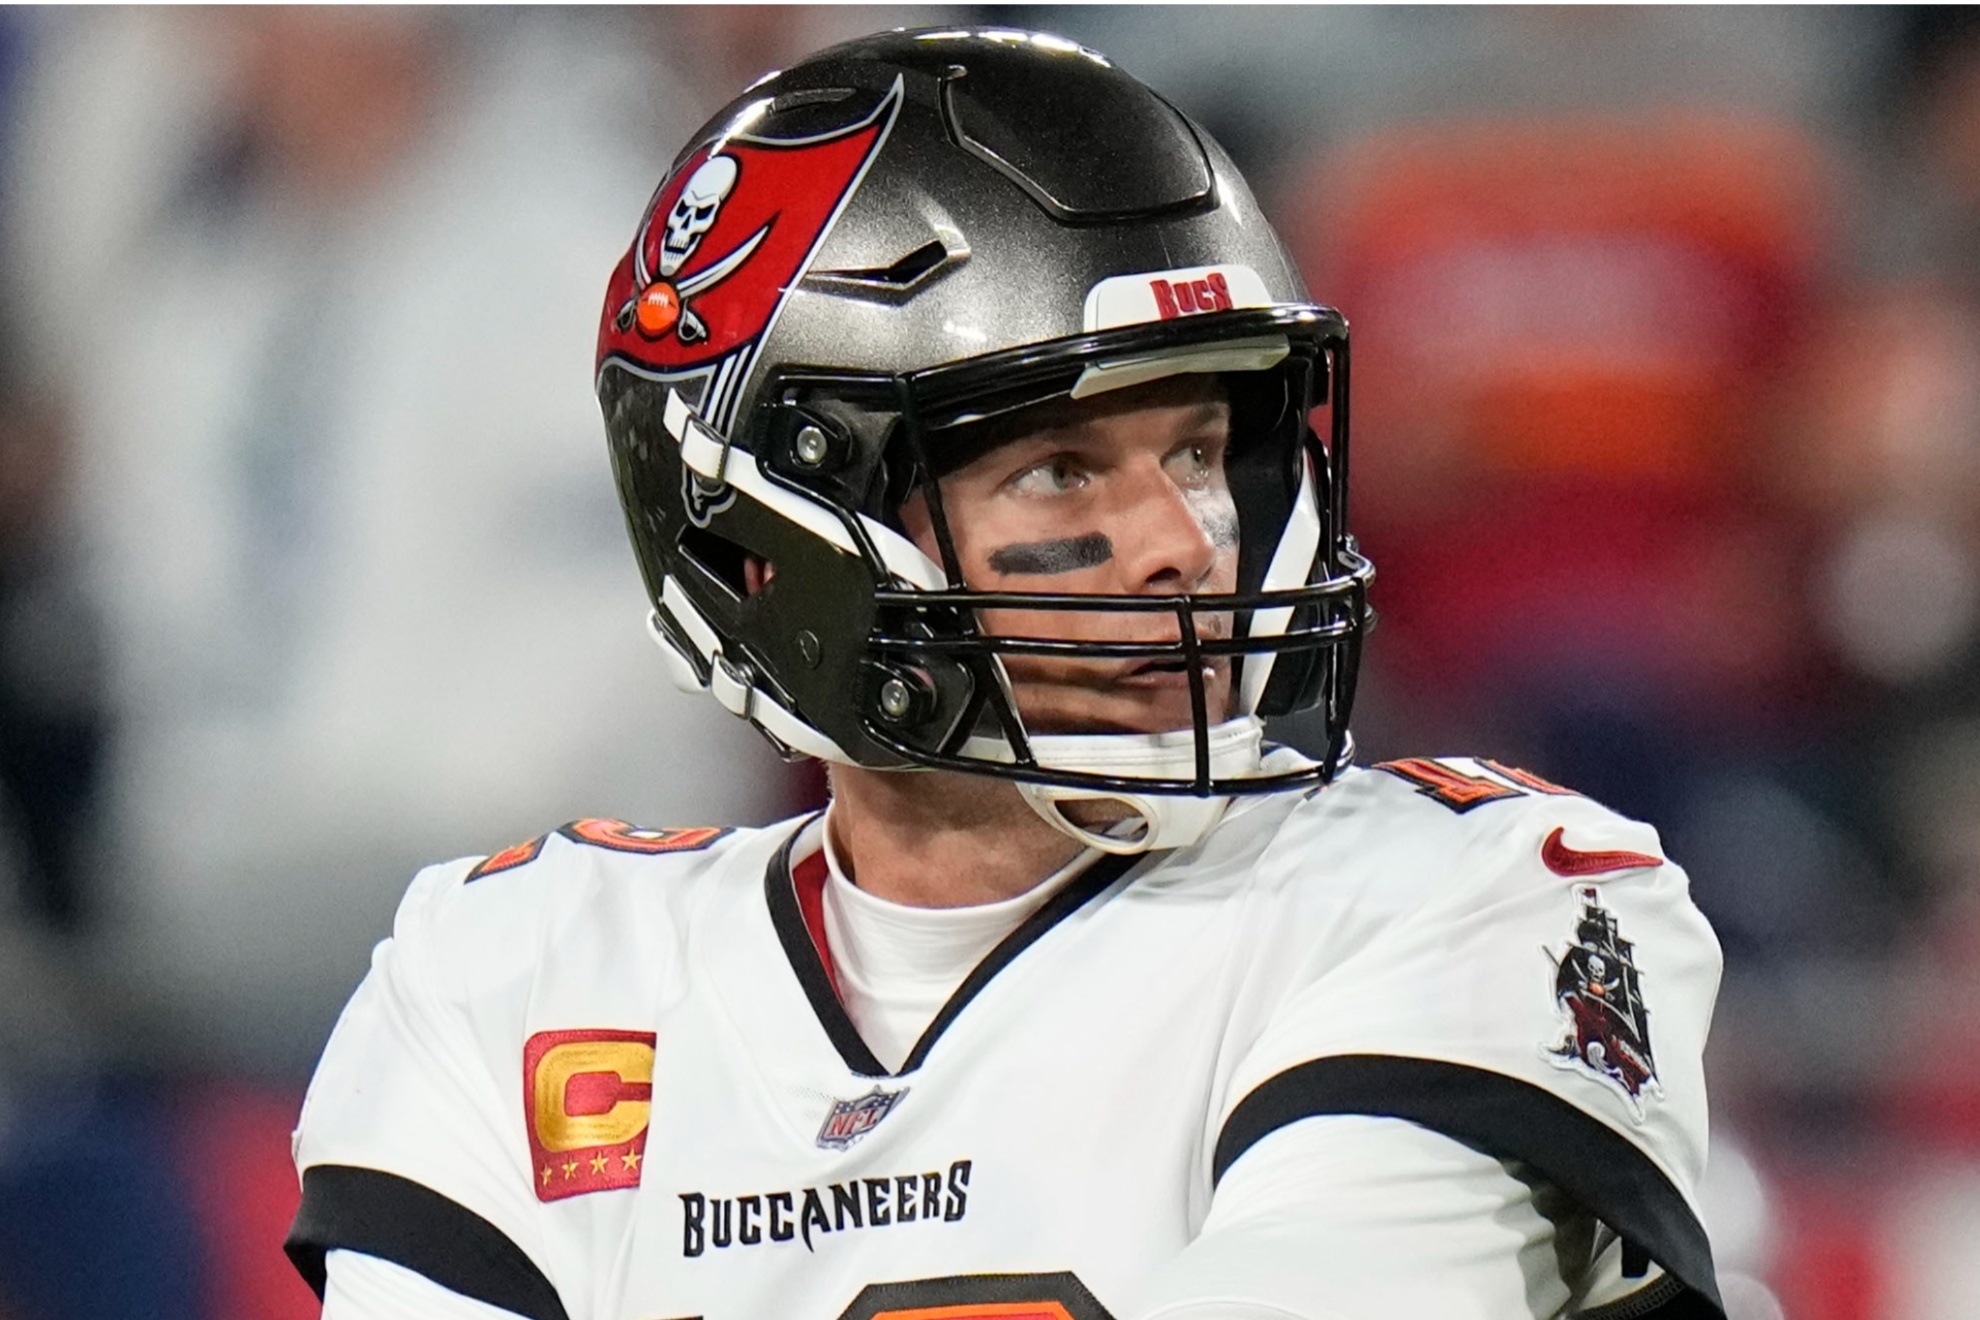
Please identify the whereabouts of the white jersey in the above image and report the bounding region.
[288,757,1725,1320]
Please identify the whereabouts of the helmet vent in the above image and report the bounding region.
[770,86,857,112]
[806,239,963,301]
[698,84,884,156]
[938,52,1213,222]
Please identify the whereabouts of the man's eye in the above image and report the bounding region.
[1169,441,1217,485]
[1010,457,1086,495]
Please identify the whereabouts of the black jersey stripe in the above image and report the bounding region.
[1212,1055,1723,1319]
[285,1164,569,1320]
[765,817,890,1077]
[763,818,1147,1078]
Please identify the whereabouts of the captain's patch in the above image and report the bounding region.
[524,1029,656,1202]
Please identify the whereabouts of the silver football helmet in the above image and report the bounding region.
[595,28,1372,851]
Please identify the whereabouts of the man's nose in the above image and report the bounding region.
[1113,461,1220,593]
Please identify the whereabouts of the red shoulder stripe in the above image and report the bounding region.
[466,834,546,882]
[790,848,841,1001]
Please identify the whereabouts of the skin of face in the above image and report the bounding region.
[897,374,1241,737]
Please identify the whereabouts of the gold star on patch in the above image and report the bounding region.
[589,1153,610,1175]
[562,1160,579,1180]
[621,1148,642,1173]
[540,1166,553,1186]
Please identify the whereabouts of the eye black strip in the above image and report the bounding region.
[988,532,1113,575]
[1213,1055,1722,1319]
[763,820,1146,1077]
[285,1164,569,1320]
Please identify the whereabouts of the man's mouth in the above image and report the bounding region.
[1119,658,1222,687]
[1003,654,1235,733]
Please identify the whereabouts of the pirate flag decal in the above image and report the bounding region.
[1543,886,1661,1118]
[596,79,901,428]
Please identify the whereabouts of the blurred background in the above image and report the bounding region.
[0,6,1973,1318]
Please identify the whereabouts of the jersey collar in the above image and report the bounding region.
[763,814,1151,1077]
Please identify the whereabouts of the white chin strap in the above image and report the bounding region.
[965,716,1266,855]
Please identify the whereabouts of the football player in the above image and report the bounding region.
[288,28,1726,1320]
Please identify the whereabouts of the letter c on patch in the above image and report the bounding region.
[532,1038,655,1152]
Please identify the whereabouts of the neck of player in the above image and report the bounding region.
[825,763,1088,907]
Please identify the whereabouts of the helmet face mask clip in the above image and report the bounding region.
[595,28,1374,850]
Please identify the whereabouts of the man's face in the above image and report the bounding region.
[899,375,1240,736]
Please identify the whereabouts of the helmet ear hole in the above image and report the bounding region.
[678,524,753,600]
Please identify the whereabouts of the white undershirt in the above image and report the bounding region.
[817,812,1096,1072]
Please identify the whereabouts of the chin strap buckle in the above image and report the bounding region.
[1015,785,1231,855]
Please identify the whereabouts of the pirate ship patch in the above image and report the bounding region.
[1542,886,1661,1118]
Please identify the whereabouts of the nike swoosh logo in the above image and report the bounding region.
[1540,826,1663,877]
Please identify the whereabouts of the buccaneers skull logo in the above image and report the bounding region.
[622,153,768,345]
[596,80,900,426]
[1543,886,1661,1117]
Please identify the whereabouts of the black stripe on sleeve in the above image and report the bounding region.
[1212,1055,1723,1319]
[285,1164,570,1320]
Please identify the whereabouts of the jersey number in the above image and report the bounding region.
[1374,757,1576,814]
[465,819,729,881]
[836,1273,1114,1320]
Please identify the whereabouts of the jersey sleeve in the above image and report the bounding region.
[1131,1115,1599,1320]
[1216,779,1725,1317]
[323,1250,540,1320]
[285,858,571,1320]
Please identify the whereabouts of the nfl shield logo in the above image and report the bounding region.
[816,1086,906,1150]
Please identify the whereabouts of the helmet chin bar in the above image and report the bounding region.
[860,574,1367,788]
[968,717,1268,854]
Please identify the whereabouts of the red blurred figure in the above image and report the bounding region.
[1285,115,1838,738]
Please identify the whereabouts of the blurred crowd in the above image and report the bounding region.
[0,7,1975,1319]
